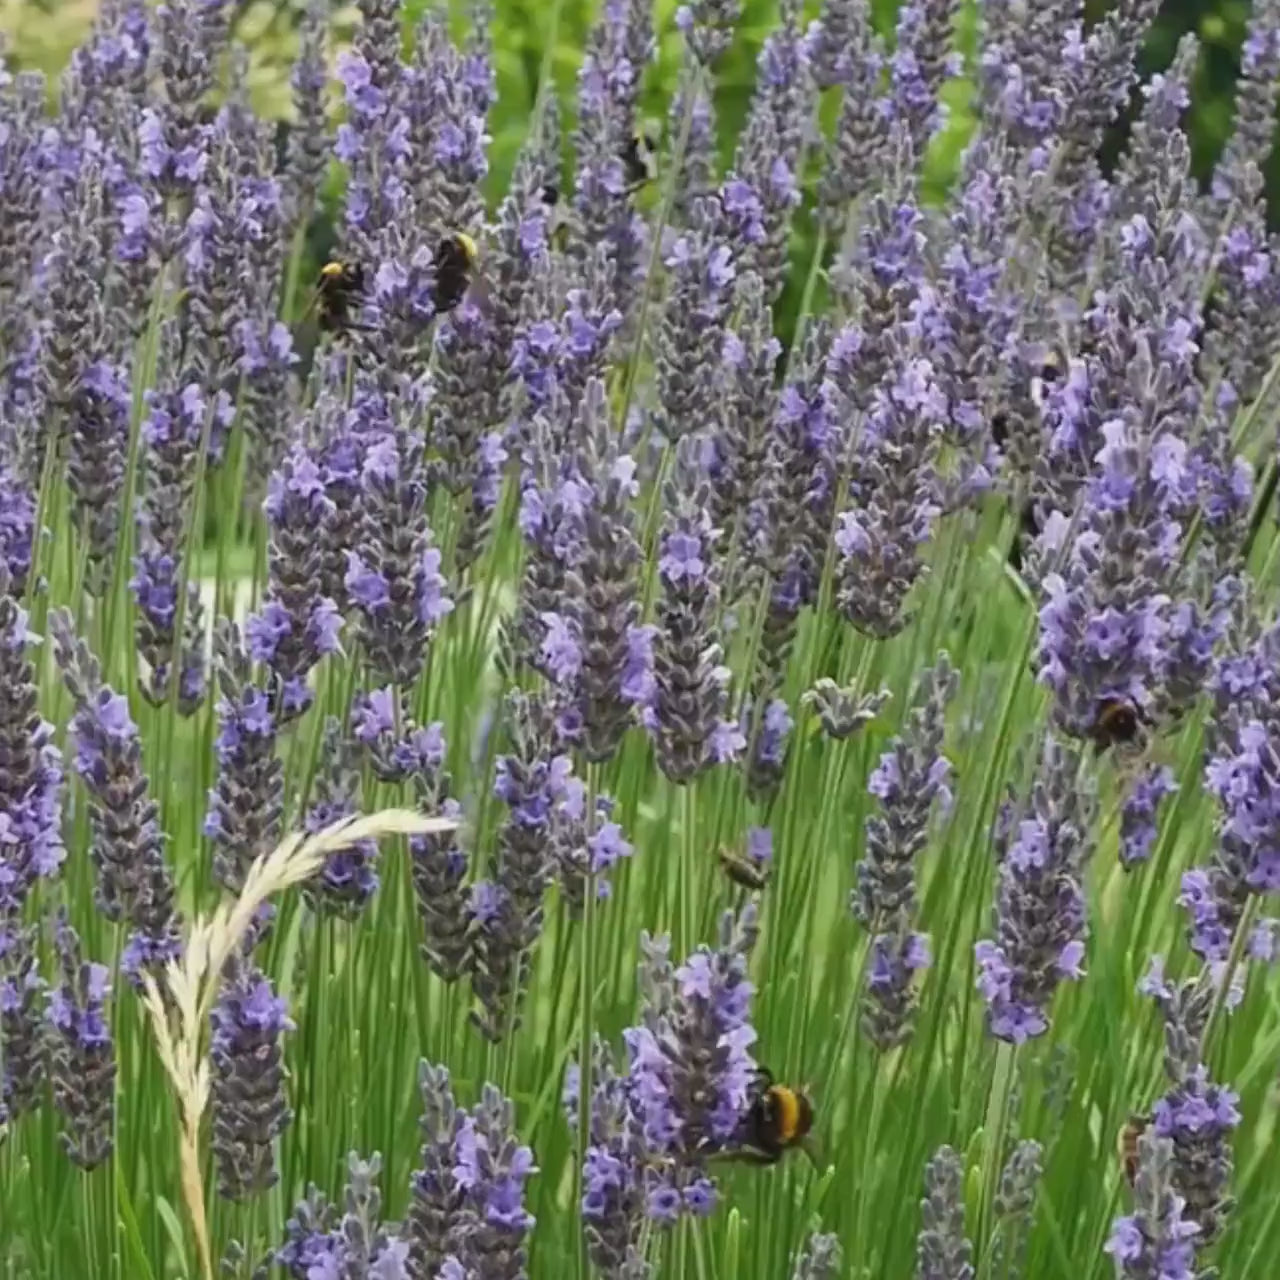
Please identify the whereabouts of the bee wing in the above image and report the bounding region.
[798,1134,825,1172]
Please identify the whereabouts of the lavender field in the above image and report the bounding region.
[2,0,1279,1276]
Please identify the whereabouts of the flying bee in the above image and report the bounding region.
[716,846,771,892]
[1087,696,1148,754]
[314,259,371,334]
[434,231,479,314]
[1029,348,1065,411]
[727,1068,819,1167]
[1118,1112,1150,1187]
[621,122,661,192]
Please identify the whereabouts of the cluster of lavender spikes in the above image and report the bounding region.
[3,0,1280,1270]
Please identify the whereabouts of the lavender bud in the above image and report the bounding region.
[250,446,343,724]
[67,359,130,594]
[855,654,955,927]
[564,378,643,763]
[469,692,563,1040]
[802,680,890,740]
[0,584,65,918]
[0,466,37,595]
[651,451,744,783]
[654,212,736,444]
[677,0,741,66]
[210,954,294,1201]
[304,719,379,919]
[406,1061,465,1279]
[917,1146,973,1280]
[975,734,1094,1044]
[205,620,284,895]
[346,433,453,689]
[1105,1129,1200,1280]
[412,798,471,983]
[1138,963,1239,1251]
[50,610,183,980]
[791,1232,842,1280]
[283,0,330,224]
[47,915,115,1169]
[968,1140,1035,1278]
[1,924,45,1123]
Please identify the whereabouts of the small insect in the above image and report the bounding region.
[1029,349,1065,411]
[734,1068,817,1166]
[621,123,661,191]
[1088,697,1147,754]
[716,846,770,892]
[434,231,479,315]
[315,259,370,333]
[1118,1113,1149,1187]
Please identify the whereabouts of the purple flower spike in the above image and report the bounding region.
[211,954,294,1201]
[974,733,1095,1046]
[50,610,182,984]
[47,915,115,1170]
[404,1063,536,1277]
[0,589,65,922]
[205,621,283,895]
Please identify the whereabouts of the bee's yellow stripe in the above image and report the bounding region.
[773,1087,800,1144]
[456,232,479,264]
[320,261,345,277]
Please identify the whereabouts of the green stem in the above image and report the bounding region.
[977,1041,1017,1270]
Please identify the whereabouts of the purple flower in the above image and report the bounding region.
[975,734,1095,1045]
[210,955,294,1200]
[47,917,115,1169]
[346,435,453,689]
[50,611,182,982]
[204,622,283,894]
[0,594,65,919]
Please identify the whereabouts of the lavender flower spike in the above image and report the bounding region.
[247,446,343,725]
[917,1146,973,1280]
[1138,961,1239,1253]
[210,954,294,1201]
[792,1231,843,1280]
[47,915,116,1169]
[205,620,284,895]
[1,924,45,1124]
[346,433,454,690]
[856,654,954,1050]
[651,447,744,784]
[975,734,1095,1045]
[404,1063,536,1279]
[0,578,65,922]
[624,904,759,1206]
[1185,618,1280,963]
[50,609,183,981]
[1105,1129,1199,1280]
[469,692,564,1040]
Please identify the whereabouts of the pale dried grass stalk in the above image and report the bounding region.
[142,808,459,1280]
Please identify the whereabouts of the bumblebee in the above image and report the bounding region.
[736,1068,815,1165]
[315,259,369,333]
[1118,1113,1149,1187]
[1088,697,1146,754]
[434,231,479,314]
[1029,349,1065,410]
[621,123,660,191]
[716,846,770,892]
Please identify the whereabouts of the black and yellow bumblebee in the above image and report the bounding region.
[1087,696,1147,754]
[311,232,479,334]
[1118,1112,1149,1187]
[621,122,660,191]
[433,230,480,313]
[315,259,369,333]
[731,1068,817,1166]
